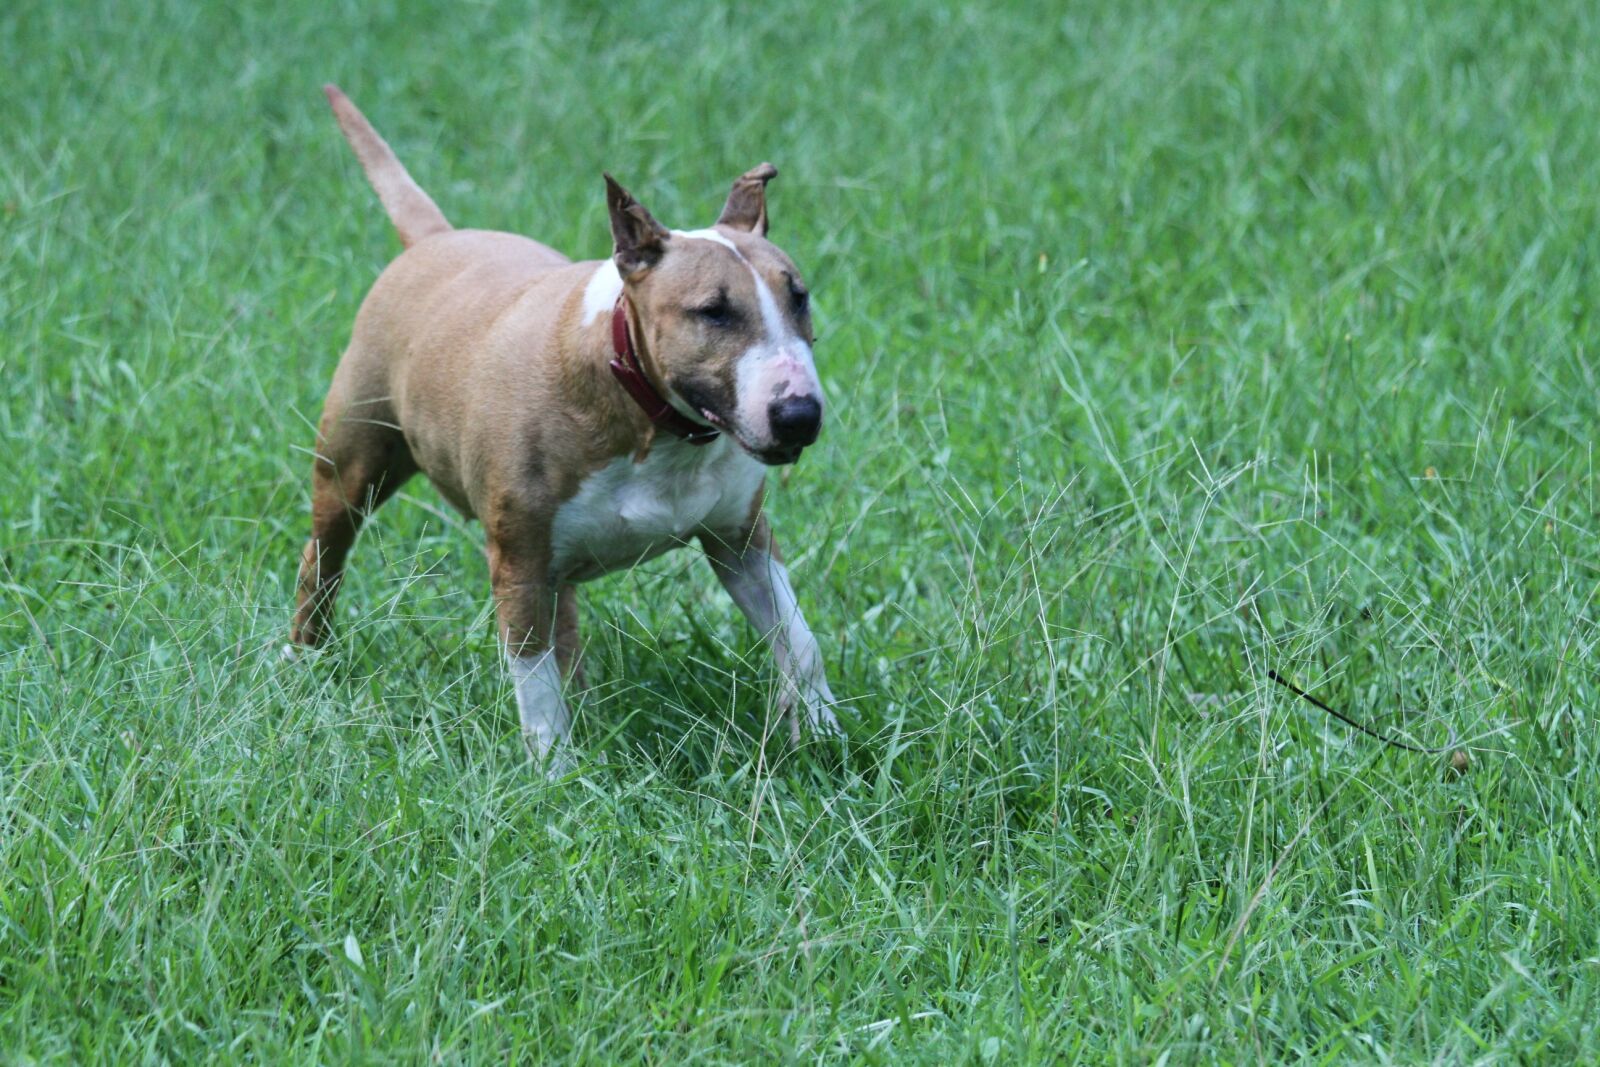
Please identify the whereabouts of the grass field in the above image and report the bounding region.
[5,0,1600,1060]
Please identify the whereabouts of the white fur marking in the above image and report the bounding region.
[748,263,791,343]
[672,227,741,253]
[551,437,766,582]
[717,551,838,734]
[510,649,571,764]
[581,259,623,325]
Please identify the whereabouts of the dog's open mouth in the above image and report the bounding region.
[697,407,802,466]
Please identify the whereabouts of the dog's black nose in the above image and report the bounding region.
[768,395,822,447]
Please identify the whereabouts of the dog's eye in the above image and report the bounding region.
[691,298,733,326]
[789,282,810,315]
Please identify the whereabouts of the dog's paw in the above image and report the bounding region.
[279,641,329,666]
[780,679,845,744]
[536,745,577,781]
[804,701,845,739]
[522,732,577,781]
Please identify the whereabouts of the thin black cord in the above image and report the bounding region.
[1267,669,1458,755]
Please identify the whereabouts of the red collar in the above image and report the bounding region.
[608,294,720,445]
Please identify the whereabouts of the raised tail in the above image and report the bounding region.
[323,84,452,247]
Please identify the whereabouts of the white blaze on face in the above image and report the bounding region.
[675,227,740,253]
[673,229,823,449]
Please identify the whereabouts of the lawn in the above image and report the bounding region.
[4,0,1599,1061]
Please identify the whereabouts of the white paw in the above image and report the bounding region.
[510,650,574,779]
[526,737,577,780]
[781,679,844,742]
[280,641,330,666]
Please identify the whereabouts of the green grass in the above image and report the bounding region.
[4,0,1600,1060]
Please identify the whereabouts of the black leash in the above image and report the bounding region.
[1266,668,1459,756]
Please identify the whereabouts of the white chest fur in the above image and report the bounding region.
[551,437,766,582]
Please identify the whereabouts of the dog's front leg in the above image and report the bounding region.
[488,536,572,774]
[702,520,841,744]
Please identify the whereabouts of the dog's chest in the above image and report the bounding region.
[551,438,765,582]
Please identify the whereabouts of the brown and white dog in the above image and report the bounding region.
[289,87,842,771]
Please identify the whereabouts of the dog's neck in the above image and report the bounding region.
[608,294,720,446]
[570,262,701,461]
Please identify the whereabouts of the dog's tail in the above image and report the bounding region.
[323,84,452,248]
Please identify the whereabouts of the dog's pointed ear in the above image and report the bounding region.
[605,173,670,277]
[716,162,778,236]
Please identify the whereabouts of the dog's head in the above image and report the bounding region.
[604,166,824,466]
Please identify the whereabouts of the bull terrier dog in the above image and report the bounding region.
[289,86,842,771]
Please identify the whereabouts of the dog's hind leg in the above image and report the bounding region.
[290,391,417,649]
